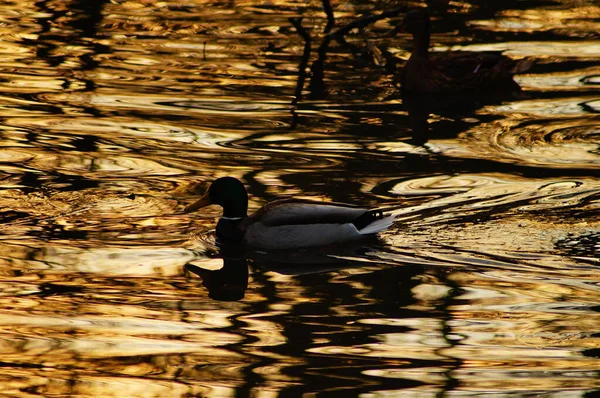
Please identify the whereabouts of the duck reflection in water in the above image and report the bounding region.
[185,245,249,302]
[184,177,395,250]
[186,237,392,301]
[399,8,533,144]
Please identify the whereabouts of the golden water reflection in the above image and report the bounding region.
[0,0,598,396]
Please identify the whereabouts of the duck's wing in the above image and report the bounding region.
[430,52,531,92]
[242,199,395,250]
[432,51,518,76]
[249,198,368,227]
[432,51,487,78]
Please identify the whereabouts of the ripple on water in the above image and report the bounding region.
[517,69,600,90]
[0,186,198,247]
[18,152,187,177]
[441,115,600,170]
[443,41,600,58]
[494,97,600,116]
[384,173,599,269]
[556,231,600,259]
[581,75,600,85]
[8,117,209,144]
[36,246,195,275]
[390,173,599,220]
[0,149,34,164]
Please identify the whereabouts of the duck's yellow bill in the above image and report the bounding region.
[184,195,211,213]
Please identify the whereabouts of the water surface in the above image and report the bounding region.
[0,0,598,396]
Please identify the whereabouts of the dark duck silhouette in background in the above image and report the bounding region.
[400,8,533,94]
[184,177,394,250]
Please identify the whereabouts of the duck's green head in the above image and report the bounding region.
[184,177,248,218]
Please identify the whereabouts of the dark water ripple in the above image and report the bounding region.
[0,0,598,396]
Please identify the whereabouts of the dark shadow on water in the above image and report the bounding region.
[185,247,249,302]
[401,90,528,145]
[248,236,388,275]
[33,0,109,70]
[182,237,475,393]
[182,238,453,392]
[185,236,395,301]
[266,254,442,395]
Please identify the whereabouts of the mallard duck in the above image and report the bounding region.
[401,8,532,94]
[184,177,395,250]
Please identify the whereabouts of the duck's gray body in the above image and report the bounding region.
[239,199,393,250]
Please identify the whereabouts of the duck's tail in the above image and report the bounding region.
[353,210,395,235]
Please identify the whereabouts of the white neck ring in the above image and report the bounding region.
[221,216,243,221]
